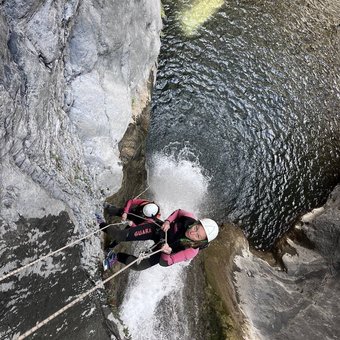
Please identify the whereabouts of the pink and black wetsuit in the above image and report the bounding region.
[159,209,200,266]
[105,198,161,226]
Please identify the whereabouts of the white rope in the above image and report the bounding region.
[133,186,150,199]
[15,248,163,340]
[127,212,163,228]
[0,222,125,283]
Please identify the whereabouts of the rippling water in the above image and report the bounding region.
[147,0,340,249]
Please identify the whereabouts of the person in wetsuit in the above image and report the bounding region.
[104,198,162,226]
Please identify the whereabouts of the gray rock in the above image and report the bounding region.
[0,0,161,339]
[235,185,340,340]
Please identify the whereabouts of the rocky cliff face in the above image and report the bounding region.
[0,1,161,339]
[235,184,340,339]
[207,184,340,339]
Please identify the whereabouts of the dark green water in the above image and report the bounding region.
[147,0,340,249]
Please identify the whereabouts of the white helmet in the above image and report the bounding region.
[142,203,159,218]
[200,218,219,242]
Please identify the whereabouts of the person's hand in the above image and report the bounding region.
[121,212,128,221]
[161,220,170,232]
[161,243,172,254]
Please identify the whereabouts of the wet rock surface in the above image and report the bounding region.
[202,224,250,340]
[0,0,161,339]
[233,184,340,339]
[0,213,116,340]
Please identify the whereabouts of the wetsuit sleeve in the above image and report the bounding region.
[123,199,148,214]
[159,248,199,266]
[165,209,197,223]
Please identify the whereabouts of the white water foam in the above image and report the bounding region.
[148,150,209,217]
[120,151,209,340]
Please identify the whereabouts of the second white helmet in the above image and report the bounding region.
[200,218,219,242]
[142,203,159,218]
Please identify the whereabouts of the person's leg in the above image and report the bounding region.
[125,223,160,242]
[104,203,124,218]
[99,222,108,231]
[116,252,161,271]
[105,224,130,242]
[105,223,161,249]
[126,214,145,226]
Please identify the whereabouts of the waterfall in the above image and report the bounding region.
[120,150,209,339]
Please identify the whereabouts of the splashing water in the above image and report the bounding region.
[120,151,209,339]
[148,148,210,217]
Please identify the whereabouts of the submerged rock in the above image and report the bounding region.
[178,0,224,36]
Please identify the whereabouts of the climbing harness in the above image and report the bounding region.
[0,221,126,283]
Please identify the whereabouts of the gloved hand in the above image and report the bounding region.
[121,212,128,221]
[161,220,170,232]
[161,243,172,254]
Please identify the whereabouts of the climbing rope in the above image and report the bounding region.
[15,247,164,340]
[0,221,125,283]
[127,211,163,227]
[133,185,150,199]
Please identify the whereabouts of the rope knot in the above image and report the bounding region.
[137,251,147,264]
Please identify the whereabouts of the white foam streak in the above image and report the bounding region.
[149,153,209,217]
